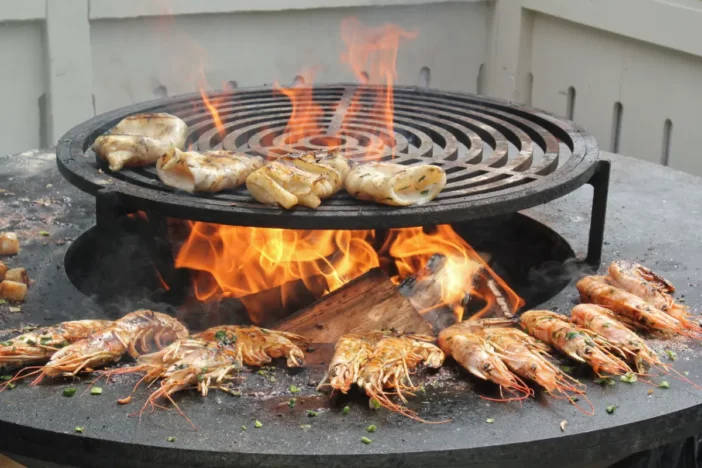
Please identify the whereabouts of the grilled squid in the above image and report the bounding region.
[157,149,264,193]
[92,113,188,172]
[345,162,446,206]
[246,150,349,209]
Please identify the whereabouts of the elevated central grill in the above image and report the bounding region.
[57,84,599,230]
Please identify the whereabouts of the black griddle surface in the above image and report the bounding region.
[1,150,701,468]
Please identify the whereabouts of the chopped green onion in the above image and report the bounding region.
[74,426,84,433]
[366,425,377,433]
[0,341,10,347]
[25,339,36,346]
[0,299,6,305]
[7,382,15,390]
[241,425,247,431]
[420,190,430,196]
[342,406,350,415]
[288,398,296,408]
[214,330,235,345]
[254,420,263,428]
[369,398,381,410]
[289,384,301,394]
[90,387,103,395]
[361,437,372,445]
[300,424,312,430]
[560,365,576,374]
[620,373,637,384]
[38,231,50,237]
[565,331,579,340]
[307,410,318,418]
[486,418,495,424]
[63,387,77,397]
[39,337,52,346]
[606,405,616,414]
[0,375,12,381]
[659,381,670,389]
[167,437,176,442]
[594,377,616,387]
[665,349,677,361]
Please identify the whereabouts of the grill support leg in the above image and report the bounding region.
[585,159,611,267]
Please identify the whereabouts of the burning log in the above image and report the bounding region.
[0,261,7,281]
[0,280,27,302]
[0,233,19,255]
[276,268,432,343]
[5,268,29,286]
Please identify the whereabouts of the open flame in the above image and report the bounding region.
[175,18,522,327]
[174,223,522,325]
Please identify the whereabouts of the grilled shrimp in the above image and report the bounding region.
[480,327,591,412]
[135,345,238,428]
[438,323,532,401]
[577,276,697,338]
[608,261,699,332]
[317,330,389,394]
[520,310,632,377]
[196,326,309,368]
[356,333,446,422]
[30,310,188,384]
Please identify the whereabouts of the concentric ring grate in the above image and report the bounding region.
[56,84,599,229]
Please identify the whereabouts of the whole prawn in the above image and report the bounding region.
[577,276,698,339]
[520,310,632,377]
[317,330,389,394]
[608,261,699,333]
[438,322,532,402]
[480,327,592,414]
[0,320,112,369]
[29,310,188,385]
[570,304,700,389]
[356,333,446,423]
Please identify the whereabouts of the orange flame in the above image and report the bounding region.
[174,222,522,325]
[273,68,326,148]
[341,17,417,158]
[200,88,226,137]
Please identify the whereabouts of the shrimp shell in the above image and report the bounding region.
[32,310,188,383]
[607,262,699,332]
[318,331,388,394]
[438,323,532,401]
[0,320,112,369]
[577,276,697,338]
[520,310,632,377]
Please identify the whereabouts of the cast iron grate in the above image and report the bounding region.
[56,85,602,231]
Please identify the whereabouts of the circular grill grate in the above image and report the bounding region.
[56,85,599,229]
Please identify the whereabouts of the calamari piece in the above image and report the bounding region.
[31,309,188,384]
[246,160,342,209]
[345,162,446,206]
[0,319,112,369]
[92,135,175,172]
[0,261,7,280]
[109,113,187,148]
[157,149,264,193]
[281,149,351,181]
[0,280,27,302]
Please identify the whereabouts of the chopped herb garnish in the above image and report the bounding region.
[0,299,6,305]
[659,381,670,389]
[38,231,50,237]
[300,424,312,430]
[7,382,15,390]
[167,437,176,442]
[568,397,579,403]
[420,190,430,196]
[241,425,247,431]
[39,337,52,346]
[665,349,677,361]
[90,386,103,395]
[418,385,426,394]
[684,371,690,376]
[254,420,263,428]
[196,373,204,383]
[366,425,377,433]
[398,185,410,191]
[307,410,318,418]
[0,375,11,381]
[342,406,350,415]
[560,365,576,374]
[602,323,611,328]
[214,329,236,345]
[25,339,36,346]
[361,436,372,445]
[594,377,616,387]
[486,418,495,424]
[1,341,11,347]
[63,387,77,397]
[289,384,301,394]
[605,405,617,414]
[620,373,637,384]
[565,331,579,340]
[370,398,381,410]
[418,175,426,182]
[74,426,84,433]
[288,398,296,408]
